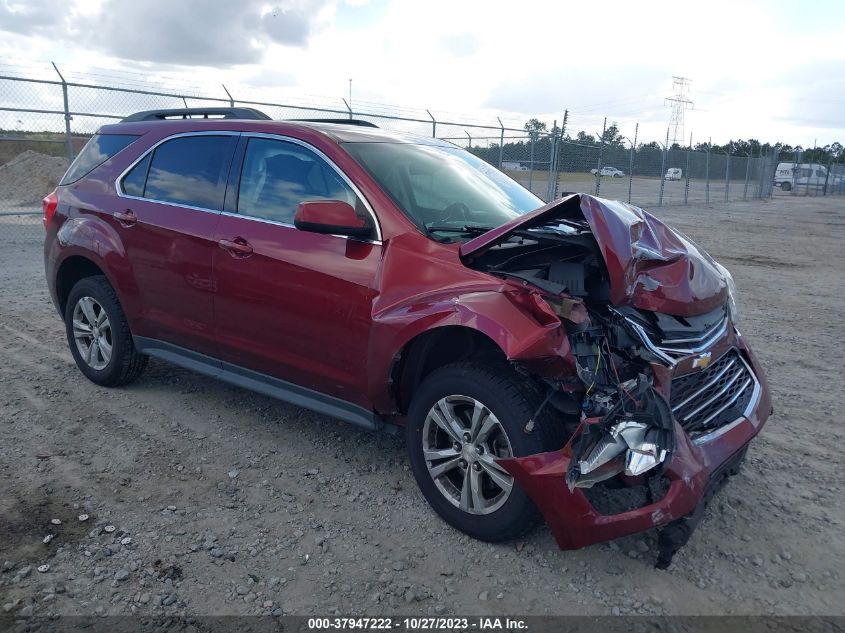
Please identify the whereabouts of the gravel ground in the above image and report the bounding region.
[0,195,843,618]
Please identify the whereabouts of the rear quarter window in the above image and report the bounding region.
[60,134,139,185]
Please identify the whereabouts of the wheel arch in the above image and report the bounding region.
[389,325,506,415]
[55,255,109,315]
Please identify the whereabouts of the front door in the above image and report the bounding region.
[212,136,381,407]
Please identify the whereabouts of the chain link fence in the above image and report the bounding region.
[2,69,843,243]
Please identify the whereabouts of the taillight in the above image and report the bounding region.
[42,190,58,229]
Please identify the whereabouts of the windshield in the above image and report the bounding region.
[343,142,543,237]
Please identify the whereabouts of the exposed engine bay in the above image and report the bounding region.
[464,205,678,489]
[460,194,764,567]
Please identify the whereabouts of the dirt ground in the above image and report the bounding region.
[0,194,843,618]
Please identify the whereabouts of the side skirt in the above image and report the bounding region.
[133,336,383,432]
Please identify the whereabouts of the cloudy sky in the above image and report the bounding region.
[1,0,843,146]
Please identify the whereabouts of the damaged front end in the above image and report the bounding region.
[462,193,772,567]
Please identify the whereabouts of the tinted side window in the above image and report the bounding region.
[60,134,139,185]
[237,137,360,225]
[121,154,150,197]
[144,135,236,210]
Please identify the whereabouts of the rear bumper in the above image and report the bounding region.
[499,340,772,551]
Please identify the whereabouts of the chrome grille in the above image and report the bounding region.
[626,316,728,364]
[670,349,757,439]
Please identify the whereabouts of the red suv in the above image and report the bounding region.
[44,108,771,567]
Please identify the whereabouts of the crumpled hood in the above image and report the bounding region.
[460,193,727,316]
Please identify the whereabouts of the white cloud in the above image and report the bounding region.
[0,0,842,145]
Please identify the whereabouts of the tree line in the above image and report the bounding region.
[467,118,844,166]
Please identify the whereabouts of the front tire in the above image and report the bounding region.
[406,362,558,542]
[64,275,147,387]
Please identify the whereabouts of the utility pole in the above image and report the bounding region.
[348,78,352,111]
[665,76,693,148]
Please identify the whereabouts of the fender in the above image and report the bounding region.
[365,231,577,413]
[48,206,142,328]
[367,287,574,413]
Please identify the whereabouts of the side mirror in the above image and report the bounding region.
[294,200,372,238]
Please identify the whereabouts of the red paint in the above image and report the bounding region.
[294,200,366,229]
[461,193,727,316]
[500,341,771,549]
[44,117,772,549]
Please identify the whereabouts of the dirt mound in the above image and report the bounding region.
[0,150,69,204]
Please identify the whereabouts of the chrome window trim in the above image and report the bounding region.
[217,210,382,245]
[114,130,383,243]
[238,132,382,242]
[115,130,240,214]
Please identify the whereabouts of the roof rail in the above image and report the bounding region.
[121,107,271,122]
[291,118,378,128]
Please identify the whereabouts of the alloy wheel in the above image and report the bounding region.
[72,296,113,370]
[422,395,514,515]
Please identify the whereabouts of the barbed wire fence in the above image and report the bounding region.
[2,65,843,242]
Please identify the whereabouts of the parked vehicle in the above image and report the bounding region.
[664,168,682,181]
[44,108,771,567]
[589,166,625,177]
[773,162,828,191]
[502,161,529,171]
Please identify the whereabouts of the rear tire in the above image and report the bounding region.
[64,275,147,387]
[781,182,792,191]
[406,361,560,542]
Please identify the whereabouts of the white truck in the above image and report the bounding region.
[773,162,828,192]
[664,168,683,181]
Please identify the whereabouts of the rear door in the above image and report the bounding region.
[115,132,238,355]
[211,135,382,406]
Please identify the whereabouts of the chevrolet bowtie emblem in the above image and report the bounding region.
[692,352,712,369]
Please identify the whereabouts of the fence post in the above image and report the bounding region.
[51,62,73,162]
[705,137,711,204]
[546,120,557,202]
[684,132,691,205]
[743,147,752,199]
[465,131,471,148]
[528,136,535,193]
[823,159,832,195]
[627,122,638,204]
[497,117,505,169]
[724,141,731,202]
[658,127,668,206]
[222,84,234,107]
[594,117,606,197]
[427,110,436,138]
[555,110,568,201]
[343,98,353,120]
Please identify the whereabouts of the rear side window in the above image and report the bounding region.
[60,134,138,185]
[139,135,236,210]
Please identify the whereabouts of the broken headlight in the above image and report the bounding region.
[715,262,739,323]
[567,375,675,490]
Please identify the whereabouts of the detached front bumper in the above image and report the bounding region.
[498,338,772,555]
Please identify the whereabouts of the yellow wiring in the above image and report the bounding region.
[585,344,603,395]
